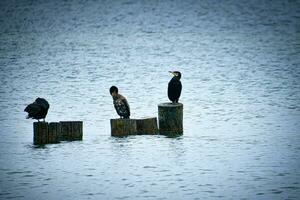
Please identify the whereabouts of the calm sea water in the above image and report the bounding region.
[0,0,300,199]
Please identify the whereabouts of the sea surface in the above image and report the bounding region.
[0,0,299,199]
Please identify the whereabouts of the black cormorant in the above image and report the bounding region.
[168,71,182,103]
[24,97,50,122]
[110,86,130,119]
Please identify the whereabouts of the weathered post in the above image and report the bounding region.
[136,117,158,135]
[33,122,48,145]
[60,121,83,141]
[158,103,183,135]
[48,122,61,143]
[73,121,83,140]
[60,121,70,140]
[110,119,137,137]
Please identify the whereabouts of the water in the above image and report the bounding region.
[0,0,300,199]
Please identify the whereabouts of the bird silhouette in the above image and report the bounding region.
[110,86,130,119]
[168,71,182,103]
[24,97,49,122]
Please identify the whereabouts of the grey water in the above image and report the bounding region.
[0,0,300,199]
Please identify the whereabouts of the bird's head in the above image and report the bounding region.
[169,71,181,80]
[110,86,118,97]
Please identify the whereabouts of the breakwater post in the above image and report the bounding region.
[33,121,83,145]
[158,103,183,136]
[110,119,137,137]
[110,117,158,137]
[136,117,158,135]
[60,121,83,141]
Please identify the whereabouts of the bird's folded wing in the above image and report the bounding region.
[121,98,130,116]
[114,99,130,116]
[24,104,41,115]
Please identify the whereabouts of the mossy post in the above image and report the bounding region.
[33,122,48,145]
[48,122,61,143]
[60,121,83,141]
[136,117,158,135]
[158,103,183,136]
[110,119,137,137]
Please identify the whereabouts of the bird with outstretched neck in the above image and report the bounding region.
[24,97,50,122]
[110,86,130,119]
[168,71,182,103]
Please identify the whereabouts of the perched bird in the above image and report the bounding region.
[24,98,50,122]
[110,86,130,119]
[168,71,182,103]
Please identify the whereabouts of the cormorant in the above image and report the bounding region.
[24,97,50,122]
[110,86,130,119]
[168,71,182,103]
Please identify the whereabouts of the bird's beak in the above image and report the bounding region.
[169,71,175,76]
